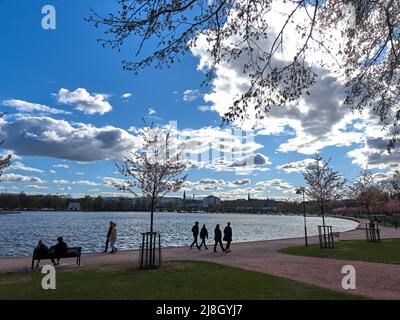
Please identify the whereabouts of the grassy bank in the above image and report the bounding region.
[280,239,400,264]
[0,261,363,300]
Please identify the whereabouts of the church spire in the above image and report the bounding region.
[248,193,250,201]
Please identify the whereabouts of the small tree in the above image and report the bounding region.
[0,113,12,182]
[303,155,346,230]
[116,124,187,234]
[388,169,400,201]
[350,168,383,221]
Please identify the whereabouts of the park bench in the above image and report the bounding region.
[31,247,82,269]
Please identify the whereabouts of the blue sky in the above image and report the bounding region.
[0,0,395,200]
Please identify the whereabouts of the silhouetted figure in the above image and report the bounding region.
[50,236,67,265]
[223,222,232,253]
[214,224,225,252]
[104,220,114,253]
[199,224,208,250]
[109,222,118,254]
[190,221,200,250]
[34,240,49,268]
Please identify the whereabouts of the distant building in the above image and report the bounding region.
[68,202,81,210]
[202,195,222,208]
[103,197,135,207]
[158,197,183,209]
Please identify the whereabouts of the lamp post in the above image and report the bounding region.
[296,187,308,247]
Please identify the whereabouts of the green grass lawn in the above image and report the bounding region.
[0,260,363,300]
[280,239,400,264]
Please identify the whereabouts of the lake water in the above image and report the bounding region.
[0,211,358,257]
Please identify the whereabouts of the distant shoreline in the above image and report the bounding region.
[0,209,324,217]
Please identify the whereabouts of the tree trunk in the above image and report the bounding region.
[149,197,155,267]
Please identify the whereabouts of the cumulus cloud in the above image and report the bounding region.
[190,0,363,155]
[255,179,296,194]
[121,93,132,99]
[57,88,112,115]
[103,176,128,188]
[2,173,45,184]
[2,99,70,115]
[276,158,315,173]
[183,178,251,192]
[183,89,200,102]
[0,116,140,162]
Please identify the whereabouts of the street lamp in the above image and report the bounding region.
[296,187,308,247]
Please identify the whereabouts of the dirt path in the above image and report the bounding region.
[1,218,400,299]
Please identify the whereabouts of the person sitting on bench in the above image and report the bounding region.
[50,236,68,266]
[34,240,49,268]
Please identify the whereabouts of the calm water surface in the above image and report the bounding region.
[0,211,358,256]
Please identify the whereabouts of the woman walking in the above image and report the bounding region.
[213,224,225,252]
[199,224,208,250]
[223,222,232,253]
[109,222,118,254]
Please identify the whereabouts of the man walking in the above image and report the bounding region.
[223,222,232,253]
[214,224,225,252]
[199,224,208,250]
[104,220,113,253]
[190,221,200,250]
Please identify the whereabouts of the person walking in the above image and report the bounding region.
[109,222,118,254]
[214,224,225,252]
[190,221,200,250]
[104,220,114,253]
[223,222,232,253]
[199,224,208,250]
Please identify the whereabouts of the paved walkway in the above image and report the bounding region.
[1,218,400,299]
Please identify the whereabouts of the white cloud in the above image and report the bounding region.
[57,88,112,115]
[148,108,157,115]
[8,161,45,173]
[276,158,315,173]
[2,99,70,115]
[103,176,128,188]
[190,0,363,155]
[0,116,140,162]
[183,89,200,102]
[53,179,70,185]
[52,179,100,187]
[53,164,69,169]
[255,179,296,194]
[49,170,56,174]
[2,173,45,184]
[121,93,132,99]
[197,105,215,112]
[27,185,48,190]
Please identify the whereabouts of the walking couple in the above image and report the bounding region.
[190,221,232,253]
[104,221,118,254]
